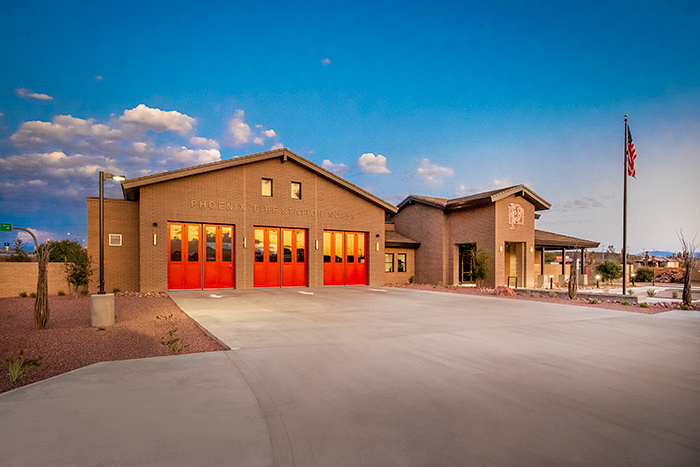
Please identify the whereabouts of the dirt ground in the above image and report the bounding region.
[0,293,225,394]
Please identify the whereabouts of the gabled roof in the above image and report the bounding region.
[396,184,551,212]
[120,148,397,214]
[535,229,599,249]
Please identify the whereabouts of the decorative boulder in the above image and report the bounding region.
[494,286,515,296]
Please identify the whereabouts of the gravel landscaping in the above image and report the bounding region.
[391,283,699,313]
[1,293,225,394]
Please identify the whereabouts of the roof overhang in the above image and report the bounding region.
[535,229,600,249]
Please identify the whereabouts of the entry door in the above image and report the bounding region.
[254,227,280,287]
[459,244,476,283]
[281,229,307,287]
[345,232,367,285]
[203,225,235,289]
[168,223,202,290]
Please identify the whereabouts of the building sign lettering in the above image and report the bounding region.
[508,203,524,230]
[190,200,355,220]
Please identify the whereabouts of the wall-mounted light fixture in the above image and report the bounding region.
[153,234,157,246]
[376,243,379,251]
[315,240,319,250]
[530,246,534,253]
[243,237,247,248]
[499,245,503,252]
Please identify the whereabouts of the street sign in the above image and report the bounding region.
[0,223,12,232]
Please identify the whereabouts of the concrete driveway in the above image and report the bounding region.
[2,287,699,466]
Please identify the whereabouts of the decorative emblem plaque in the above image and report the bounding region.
[508,203,524,230]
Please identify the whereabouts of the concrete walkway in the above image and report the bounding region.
[2,287,700,466]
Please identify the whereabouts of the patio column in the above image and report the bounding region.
[561,248,566,275]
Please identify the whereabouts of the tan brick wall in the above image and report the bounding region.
[123,157,385,292]
[0,263,68,297]
[384,247,415,285]
[447,204,496,287]
[494,196,536,288]
[87,198,140,293]
[392,203,446,285]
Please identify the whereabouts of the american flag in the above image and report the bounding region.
[627,127,637,178]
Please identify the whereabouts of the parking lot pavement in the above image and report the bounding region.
[170,287,700,466]
[2,287,699,466]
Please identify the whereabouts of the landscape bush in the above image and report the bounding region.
[597,262,623,283]
[635,267,654,282]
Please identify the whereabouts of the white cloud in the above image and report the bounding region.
[15,88,54,100]
[225,109,251,146]
[120,104,195,134]
[270,143,284,150]
[163,147,221,165]
[189,136,220,150]
[413,158,453,185]
[263,129,276,138]
[253,136,264,145]
[321,58,331,66]
[357,153,390,174]
[95,75,104,82]
[322,159,349,175]
[454,179,509,196]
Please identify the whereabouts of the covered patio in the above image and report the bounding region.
[535,229,600,288]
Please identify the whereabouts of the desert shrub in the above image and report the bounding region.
[57,290,65,296]
[597,262,622,282]
[112,288,120,293]
[548,291,556,298]
[5,350,41,382]
[473,249,491,282]
[646,289,657,297]
[639,303,649,308]
[589,298,599,304]
[19,292,28,298]
[29,292,36,298]
[680,303,690,310]
[635,267,654,282]
[672,291,678,299]
[622,301,630,306]
[408,276,414,284]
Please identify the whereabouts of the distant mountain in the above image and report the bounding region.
[645,250,700,258]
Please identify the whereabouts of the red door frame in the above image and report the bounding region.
[281,228,307,287]
[254,227,280,287]
[323,231,367,286]
[168,222,234,290]
[203,224,235,289]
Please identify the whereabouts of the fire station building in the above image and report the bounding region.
[87,148,598,292]
[87,148,396,292]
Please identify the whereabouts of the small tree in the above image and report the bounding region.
[635,266,654,282]
[678,230,697,308]
[34,243,51,329]
[6,237,31,262]
[597,261,622,283]
[63,247,94,296]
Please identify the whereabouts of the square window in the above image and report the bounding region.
[108,234,122,247]
[398,253,406,272]
[291,181,301,199]
[262,178,272,197]
[385,253,394,273]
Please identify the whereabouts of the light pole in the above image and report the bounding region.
[98,171,125,294]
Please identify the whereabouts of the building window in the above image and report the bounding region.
[385,253,394,273]
[291,181,301,199]
[397,253,406,273]
[262,178,272,197]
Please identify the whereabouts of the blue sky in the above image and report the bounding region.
[1,0,699,253]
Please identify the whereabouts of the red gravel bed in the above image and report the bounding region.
[1,294,225,394]
[390,283,699,314]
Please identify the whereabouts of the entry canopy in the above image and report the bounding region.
[120,148,398,215]
[397,184,552,212]
[535,229,600,250]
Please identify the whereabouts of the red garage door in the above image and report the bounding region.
[168,222,235,290]
[323,231,367,286]
[255,227,308,288]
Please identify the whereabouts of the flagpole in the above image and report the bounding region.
[623,114,628,296]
